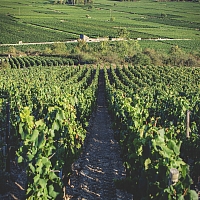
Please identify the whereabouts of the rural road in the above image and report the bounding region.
[0,37,191,47]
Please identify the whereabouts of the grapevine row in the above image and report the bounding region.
[104,65,200,199]
[0,65,99,199]
[7,56,75,69]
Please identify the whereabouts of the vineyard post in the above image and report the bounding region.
[6,102,10,172]
[186,110,190,138]
[169,168,179,186]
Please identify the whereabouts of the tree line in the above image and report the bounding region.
[53,0,199,5]
[117,0,198,2]
[53,0,93,5]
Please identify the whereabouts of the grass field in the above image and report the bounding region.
[0,0,199,52]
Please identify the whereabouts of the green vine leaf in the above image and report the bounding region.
[30,129,39,142]
[38,178,47,188]
[185,190,199,200]
[48,185,59,198]
[167,140,181,156]
[144,158,151,170]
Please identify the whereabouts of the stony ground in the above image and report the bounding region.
[0,160,26,200]
[65,70,133,200]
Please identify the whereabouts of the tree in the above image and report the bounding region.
[8,47,17,57]
[52,42,67,55]
[0,59,10,69]
[117,28,130,39]
[143,48,163,66]
[131,52,151,66]
[169,45,186,66]
[75,39,89,52]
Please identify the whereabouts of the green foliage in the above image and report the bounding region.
[17,104,86,199]
[7,56,77,68]
[131,52,151,66]
[51,43,67,55]
[0,61,199,199]
[0,0,199,54]
[110,17,115,22]
[181,133,200,184]
[3,38,199,67]
[8,47,17,57]
[0,65,99,199]
[0,59,10,69]
[87,5,94,10]
[143,48,163,66]
[117,28,130,39]
[104,65,200,199]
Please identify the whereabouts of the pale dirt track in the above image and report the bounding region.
[65,69,133,200]
[0,38,191,47]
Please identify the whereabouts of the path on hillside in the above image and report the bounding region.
[65,70,133,200]
[0,38,192,47]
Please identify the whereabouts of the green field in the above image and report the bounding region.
[0,0,200,52]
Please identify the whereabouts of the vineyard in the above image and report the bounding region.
[0,65,99,199]
[0,0,200,53]
[104,65,200,199]
[0,64,200,199]
[6,56,75,68]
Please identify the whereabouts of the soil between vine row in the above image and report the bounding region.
[65,70,133,200]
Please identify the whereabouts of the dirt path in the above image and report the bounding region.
[65,70,133,200]
[0,38,191,47]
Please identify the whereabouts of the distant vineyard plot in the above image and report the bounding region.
[0,0,199,52]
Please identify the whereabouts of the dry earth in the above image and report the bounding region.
[65,70,133,200]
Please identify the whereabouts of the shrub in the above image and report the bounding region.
[131,52,151,66]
